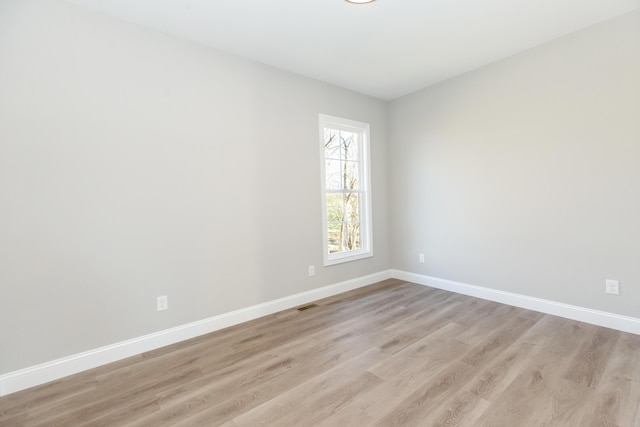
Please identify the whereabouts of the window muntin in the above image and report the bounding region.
[319,115,372,265]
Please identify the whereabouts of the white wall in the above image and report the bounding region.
[0,0,389,374]
[389,11,640,317]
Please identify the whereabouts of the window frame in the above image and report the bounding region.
[319,114,373,266]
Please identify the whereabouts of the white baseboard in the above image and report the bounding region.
[393,270,640,336]
[0,270,393,396]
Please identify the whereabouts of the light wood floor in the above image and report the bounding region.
[2,279,640,426]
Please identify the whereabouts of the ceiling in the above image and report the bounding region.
[65,0,640,100]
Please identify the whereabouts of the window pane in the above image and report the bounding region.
[344,193,360,223]
[327,223,342,254]
[339,132,358,162]
[345,222,361,251]
[325,192,361,253]
[343,161,359,190]
[326,190,344,254]
[325,193,344,224]
[324,129,340,159]
[344,133,358,161]
[325,159,342,189]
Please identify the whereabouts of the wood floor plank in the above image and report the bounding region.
[429,391,492,427]
[374,295,481,356]
[423,340,543,426]
[373,361,478,427]
[577,332,640,427]
[0,370,97,422]
[461,315,539,368]
[474,319,598,426]
[562,326,620,388]
[232,348,385,426]
[2,280,640,426]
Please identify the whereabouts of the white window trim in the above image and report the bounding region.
[319,114,373,266]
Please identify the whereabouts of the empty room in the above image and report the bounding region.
[1,0,639,425]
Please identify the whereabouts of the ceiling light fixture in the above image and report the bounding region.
[345,0,376,4]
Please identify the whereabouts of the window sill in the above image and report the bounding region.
[324,249,373,266]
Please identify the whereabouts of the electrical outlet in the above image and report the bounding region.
[157,295,168,311]
[419,253,425,264]
[605,280,619,295]
[308,265,315,277]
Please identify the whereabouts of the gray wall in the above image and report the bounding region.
[2,0,638,377]
[0,0,390,373]
[389,11,640,318]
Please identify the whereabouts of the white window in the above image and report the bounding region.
[319,114,373,266]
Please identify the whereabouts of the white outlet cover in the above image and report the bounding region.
[605,280,619,295]
[308,265,315,277]
[157,296,168,311]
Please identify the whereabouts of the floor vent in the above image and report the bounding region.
[297,303,318,311]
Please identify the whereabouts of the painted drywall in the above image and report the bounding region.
[0,0,389,374]
[389,11,640,318]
